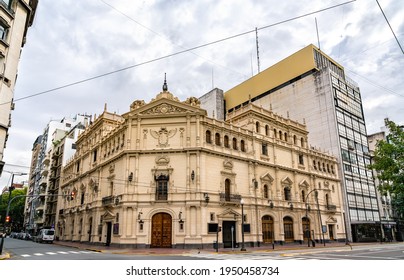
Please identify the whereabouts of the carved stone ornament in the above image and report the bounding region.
[184,96,201,107]
[155,155,170,166]
[109,164,115,174]
[143,103,187,115]
[150,127,177,147]
[130,100,146,110]
[223,160,233,170]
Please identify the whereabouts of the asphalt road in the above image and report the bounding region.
[2,237,201,260]
[3,237,404,260]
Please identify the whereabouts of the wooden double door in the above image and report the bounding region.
[151,213,172,248]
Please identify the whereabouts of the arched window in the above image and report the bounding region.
[327,164,330,173]
[325,194,330,208]
[313,160,317,170]
[265,125,269,136]
[225,179,231,201]
[283,217,294,242]
[232,138,238,150]
[301,137,305,148]
[263,185,269,199]
[284,132,288,142]
[256,121,260,133]
[224,135,229,148]
[206,130,212,143]
[284,187,291,201]
[240,140,245,152]
[273,129,277,138]
[215,133,221,146]
[293,135,297,145]
[279,131,283,140]
[301,190,306,202]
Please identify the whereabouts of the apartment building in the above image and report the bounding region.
[24,114,90,234]
[0,0,38,176]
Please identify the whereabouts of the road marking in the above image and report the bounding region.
[57,251,69,254]
[21,254,30,257]
[34,253,44,256]
[68,251,80,254]
[46,252,57,255]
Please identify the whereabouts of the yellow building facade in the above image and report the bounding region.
[58,84,345,248]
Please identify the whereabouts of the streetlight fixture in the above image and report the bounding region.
[240,198,246,251]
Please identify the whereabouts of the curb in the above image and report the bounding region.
[0,253,10,260]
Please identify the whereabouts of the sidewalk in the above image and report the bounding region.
[52,240,353,255]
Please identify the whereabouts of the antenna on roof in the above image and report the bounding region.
[211,68,214,89]
[255,27,261,73]
[315,17,321,51]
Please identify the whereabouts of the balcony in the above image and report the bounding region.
[326,204,337,212]
[219,193,242,205]
[102,195,116,206]
[39,176,47,186]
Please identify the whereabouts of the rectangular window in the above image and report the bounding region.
[155,174,169,200]
[208,223,219,233]
[262,143,268,156]
[0,23,8,41]
[93,149,97,162]
[298,154,304,165]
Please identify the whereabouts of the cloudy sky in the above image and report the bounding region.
[1,0,403,189]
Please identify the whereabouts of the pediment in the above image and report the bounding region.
[281,176,293,186]
[217,208,240,219]
[102,209,115,221]
[299,179,310,188]
[125,94,207,118]
[260,172,274,183]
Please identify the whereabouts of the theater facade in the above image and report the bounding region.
[58,84,345,248]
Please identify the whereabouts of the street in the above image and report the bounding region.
[2,238,404,260]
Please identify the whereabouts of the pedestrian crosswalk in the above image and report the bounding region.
[20,250,99,258]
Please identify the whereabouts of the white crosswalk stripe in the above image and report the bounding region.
[19,250,99,258]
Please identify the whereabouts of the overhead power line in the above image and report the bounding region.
[376,0,404,55]
[1,0,356,106]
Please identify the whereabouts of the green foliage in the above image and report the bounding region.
[0,188,27,231]
[369,119,404,217]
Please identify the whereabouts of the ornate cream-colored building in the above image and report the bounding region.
[58,82,345,248]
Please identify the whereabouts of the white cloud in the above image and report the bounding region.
[1,0,403,186]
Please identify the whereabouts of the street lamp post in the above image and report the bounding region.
[315,191,326,246]
[305,189,317,247]
[240,198,246,251]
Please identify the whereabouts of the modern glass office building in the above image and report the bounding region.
[224,44,380,242]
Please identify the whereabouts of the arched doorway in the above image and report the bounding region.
[151,213,172,248]
[302,217,310,242]
[262,215,274,243]
[283,216,294,242]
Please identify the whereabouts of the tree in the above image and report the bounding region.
[0,188,27,232]
[369,119,404,217]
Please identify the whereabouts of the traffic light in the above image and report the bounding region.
[70,191,76,201]
[5,216,10,223]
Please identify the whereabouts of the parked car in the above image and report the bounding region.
[35,228,55,243]
[24,233,32,240]
[10,232,18,238]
